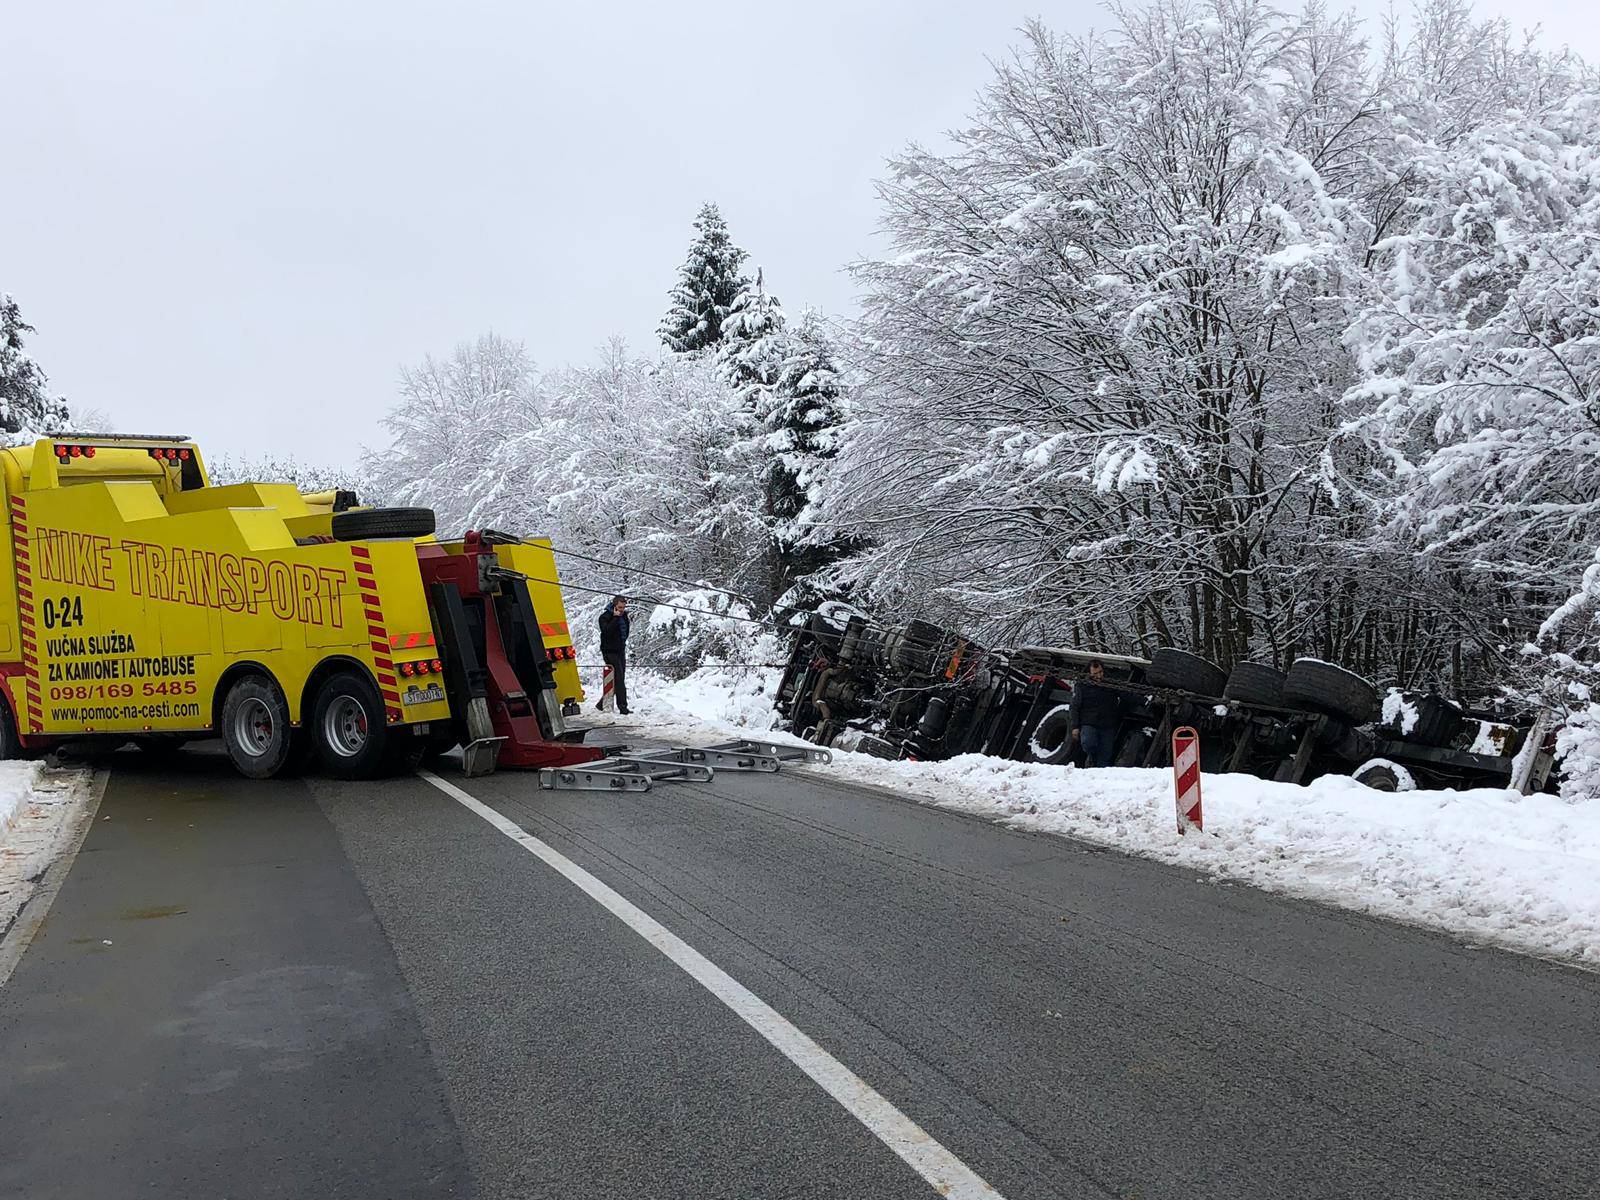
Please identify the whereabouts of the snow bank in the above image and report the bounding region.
[622,674,1600,966]
[584,657,782,729]
[0,761,43,836]
[1,763,94,942]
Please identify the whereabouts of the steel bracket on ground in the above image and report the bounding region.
[539,765,655,792]
[634,746,782,773]
[704,738,833,765]
[600,755,716,783]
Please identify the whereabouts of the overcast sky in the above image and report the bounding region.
[6,0,1594,466]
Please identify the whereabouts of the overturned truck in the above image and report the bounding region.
[773,607,1559,794]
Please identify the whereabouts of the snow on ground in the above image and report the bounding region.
[0,762,95,945]
[598,665,1600,967]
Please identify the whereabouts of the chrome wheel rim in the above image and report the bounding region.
[323,695,369,758]
[233,697,275,757]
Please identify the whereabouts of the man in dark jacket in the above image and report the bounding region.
[1070,660,1121,768]
[597,595,631,715]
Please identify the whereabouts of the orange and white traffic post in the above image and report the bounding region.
[1172,726,1203,834]
[599,663,617,712]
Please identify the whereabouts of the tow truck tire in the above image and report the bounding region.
[1146,648,1227,697]
[1223,662,1285,707]
[1283,659,1378,725]
[329,507,436,542]
[221,676,295,779]
[310,671,394,780]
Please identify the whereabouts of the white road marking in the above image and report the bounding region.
[417,769,1006,1200]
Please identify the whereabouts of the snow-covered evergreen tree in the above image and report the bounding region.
[717,269,793,607]
[0,293,70,436]
[658,204,751,354]
[768,311,858,608]
[718,268,788,409]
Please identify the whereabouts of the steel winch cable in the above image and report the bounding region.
[548,546,763,611]
[543,542,918,644]
[541,574,805,634]
[572,662,789,671]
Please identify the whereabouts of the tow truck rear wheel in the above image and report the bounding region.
[220,676,295,779]
[310,670,394,780]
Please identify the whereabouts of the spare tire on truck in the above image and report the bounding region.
[1282,659,1378,724]
[1145,648,1228,697]
[1223,662,1285,707]
[330,507,436,541]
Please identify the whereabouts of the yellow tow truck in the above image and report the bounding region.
[0,433,599,779]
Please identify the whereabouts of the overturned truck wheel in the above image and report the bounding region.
[1145,648,1228,697]
[1352,758,1416,793]
[1028,704,1075,766]
[1283,659,1378,725]
[1223,662,1286,707]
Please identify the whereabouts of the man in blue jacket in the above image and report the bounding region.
[597,595,631,715]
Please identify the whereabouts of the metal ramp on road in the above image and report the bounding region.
[539,738,832,793]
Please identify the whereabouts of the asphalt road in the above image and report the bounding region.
[1,744,1597,1199]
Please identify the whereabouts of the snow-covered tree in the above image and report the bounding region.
[0,293,70,436]
[768,311,859,608]
[823,0,1588,694]
[207,452,365,494]
[716,269,792,607]
[836,3,1373,664]
[1336,92,1600,781]
[659,204,751,354]
[370,331,543,532]
[718,267,788,410]
[375,333,765,636]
